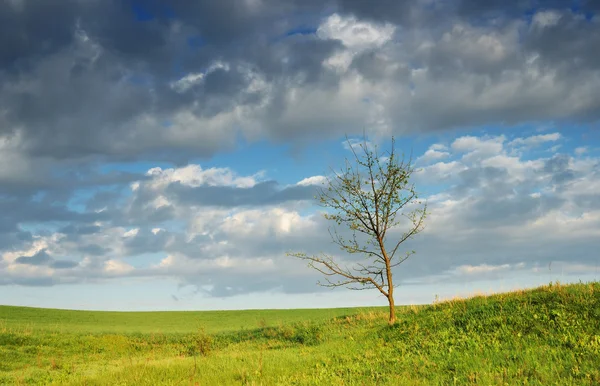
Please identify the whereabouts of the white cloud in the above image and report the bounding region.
[509,133,561,147]
[417,148,450,164]
[149,195,171,210]
[548,144,562,153]
[480,155,544,181]
[430,144,448,151]
[342,137,376,152]
[415,160,468,183]
[2,239,50,264]
[531,10,563,28]
[455,263,512,275]
[104,260,134,275]
[317,14,395,73]
[122,228,139,238]
[5,263,54,279]
[435,22,517,69]
[170,72,204,93]
[297,175,327,186]
[169,61,231,93]
[146,164,259,189]
[317,13,395,51]
[323,51,354,73]
[157,255,175,268]
[451,135,505,154]
[220,208,314,237]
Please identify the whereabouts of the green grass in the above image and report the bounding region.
[0,305,373,334]
[1,281,599,385]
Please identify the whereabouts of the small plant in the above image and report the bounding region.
[195,327,214,356]
[184,327,214,357]
[257,318,268,329]
[289,322,323,346]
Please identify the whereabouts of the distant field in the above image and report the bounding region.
[1,281,599,385]
[0,305,379,334]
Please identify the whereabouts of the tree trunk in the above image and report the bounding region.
[387,291,396,324]
[384,250,396,324]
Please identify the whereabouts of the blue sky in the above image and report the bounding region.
[1,0,599,311]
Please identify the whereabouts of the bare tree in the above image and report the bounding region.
[288,136,427,324]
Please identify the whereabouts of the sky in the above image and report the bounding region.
[1,0,600,311]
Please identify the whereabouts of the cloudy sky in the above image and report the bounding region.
[1,0,599,311]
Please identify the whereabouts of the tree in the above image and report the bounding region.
[288,136,427,324]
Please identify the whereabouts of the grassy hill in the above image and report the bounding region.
[1,281,599,385]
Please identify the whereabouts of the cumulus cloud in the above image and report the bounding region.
[317,13,396,50]
[296,175,327,186]
[509,133,562,147]
[417,147,451,164]
[317,13,396,73]
[3,130,599,295]
[451,135,505,155]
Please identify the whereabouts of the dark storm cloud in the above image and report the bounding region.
[122,229,173,256]
[124,188,178,225]
[350,50,410,82]
[524,10,600,72]
[0,160,147,201]
[398,226,599,282]
[0,192,113,250]
[1,198,107,225]
[454,0,533,18]
[333,0,421,25]
[0,0,342,162]
[50,260,79,269]
[582,0,600,12]
[84,191,124,212]
[0,276,56,286]
[0,166,145,248]
[78,244,112,256]
[16,230,33,241]
[1,0,599,164]
[15,249,52,265]
[575,194,600,211]
[0,0,78,70]
[451,167,512,196]
[544,154,576,185]
[165,1,282,44]
[464,194,564,227]
[336,0,595,24]
[58,224,102,236]
[456,0,600,18]
[0,231,32,259]
[13,248,79,270]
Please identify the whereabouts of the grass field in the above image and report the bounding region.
[1,281,599,385]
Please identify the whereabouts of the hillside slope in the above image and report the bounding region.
[1,281,599,385]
